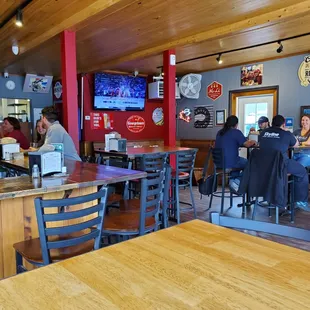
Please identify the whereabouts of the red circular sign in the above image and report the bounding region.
[207,81,223,101]
[126,115,145,133]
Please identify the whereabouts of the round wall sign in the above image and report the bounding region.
[152,107,164,126]
[298,55,310,87]
[126,115,145,133]
[53,81,62,99]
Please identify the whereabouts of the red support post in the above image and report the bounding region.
[163,49,176,147]
[61,30,79,152]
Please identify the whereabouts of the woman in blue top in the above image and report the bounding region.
[293,115,310,167]
[215,115,256,170]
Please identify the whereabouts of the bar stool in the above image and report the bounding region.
[117,164,172,229]
[207,147,245,215]
[13,188,108,271]
[102,171,164,240]
[169,149,198,224]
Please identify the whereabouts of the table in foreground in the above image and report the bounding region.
[0,220,309,309]
[0,159,146,279]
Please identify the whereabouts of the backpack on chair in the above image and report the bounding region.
[198,147,217,196]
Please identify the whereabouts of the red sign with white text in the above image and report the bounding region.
[126,115,145,133]
[207,81,223,101]
[90,112,114,130]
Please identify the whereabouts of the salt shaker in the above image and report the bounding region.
[32,164,40,179]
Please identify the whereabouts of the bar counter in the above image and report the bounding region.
[0,158,146,279]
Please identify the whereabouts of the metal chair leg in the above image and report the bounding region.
[15,251,24,274]
[189,181,197,219]
[275,207,279,224]
[175,179,181,224]
[220,173,225,215]
[252,198,258,220]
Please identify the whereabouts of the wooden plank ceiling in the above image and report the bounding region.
[1,0,310,77]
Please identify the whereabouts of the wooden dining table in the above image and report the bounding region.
[95,146,196,159]
[0,219,309,309]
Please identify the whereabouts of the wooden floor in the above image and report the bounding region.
[177,186,310,252]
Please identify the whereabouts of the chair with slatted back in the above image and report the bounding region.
[102,171,164,239]
[140,152,168,178]
[106,157,133,205]
[210,212,310,242]
[169,149,198,224]
[117,164,172,229]
[13,188,108,272]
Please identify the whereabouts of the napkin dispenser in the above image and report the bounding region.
[28,151,62,176]
[109,138,127,152]
[248,133,259,142]
[0,143,20,159]
[105,133,121,151]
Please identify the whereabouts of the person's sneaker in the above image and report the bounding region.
[259,201,270,207]
[295,201,310,212]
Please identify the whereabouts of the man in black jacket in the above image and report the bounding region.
[259,115,310,211]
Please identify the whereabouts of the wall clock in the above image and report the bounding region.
[5,80,15,90]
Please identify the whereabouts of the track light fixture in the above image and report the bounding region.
[276,41,283,53]
[216,54,223,64]
[15,9,23,27]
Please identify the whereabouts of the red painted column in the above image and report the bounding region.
[163,49,176,147]
[61,30,79,152]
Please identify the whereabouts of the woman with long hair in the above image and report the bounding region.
[1,117,30,149]
[35,119,47,147]
[215,115,256,170]
[293,115,310,167]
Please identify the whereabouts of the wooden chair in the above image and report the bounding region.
[13,188,108,272]
[102,171,164,240]
[210,212,310,241]
[170,149,198,224]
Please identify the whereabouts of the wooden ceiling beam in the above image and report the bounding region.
[0,0,125,69]
[90,0,310,72]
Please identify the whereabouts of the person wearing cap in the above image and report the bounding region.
[249,116,270,134]
[259,115,310,212]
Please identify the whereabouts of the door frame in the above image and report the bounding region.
[228,86,279,116]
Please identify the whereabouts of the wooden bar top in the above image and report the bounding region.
[95,146,196,157]
[0,159,146,200]
[0,220,310,309]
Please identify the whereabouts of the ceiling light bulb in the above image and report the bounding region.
[15,10,23,27]
[216,54,223,64]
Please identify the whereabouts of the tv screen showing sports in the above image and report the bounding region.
[94,73,147,111]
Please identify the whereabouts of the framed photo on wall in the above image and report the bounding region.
[300,106,310,118]
[215,109,226,126]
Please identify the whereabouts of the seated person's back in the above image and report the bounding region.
[259,115,297,158]
[215,115,255,169]
[39,107,81,161]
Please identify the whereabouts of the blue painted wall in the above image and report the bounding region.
[177,54,310,140]
[0,75,53,123]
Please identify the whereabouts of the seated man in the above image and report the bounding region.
[249,116,270,135]
[39,106,81,161]
[259,115,310,211]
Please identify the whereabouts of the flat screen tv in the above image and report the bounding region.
[94,73,147,111]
